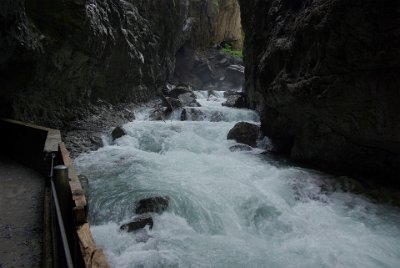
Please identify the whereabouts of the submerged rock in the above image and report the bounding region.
[120,215,154,232]
[111,126,127,141]
[78,175,89,197]
[187,109,206,121]
[178,92,201,107]
[210,111,225,122]
[227,122,260,147]
[135,196,169,214]
[181,108,188,121]
[229,144,252,152]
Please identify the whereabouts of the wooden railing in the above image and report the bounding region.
[0,119,109,268]
[57,143,109,268]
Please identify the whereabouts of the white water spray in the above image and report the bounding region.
[76,91,400,268]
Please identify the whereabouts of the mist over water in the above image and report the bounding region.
[76,91,400,268]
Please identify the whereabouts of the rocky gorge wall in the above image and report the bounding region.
[0,0,242,129]
[239,0,400,181]
[0,0,194,128]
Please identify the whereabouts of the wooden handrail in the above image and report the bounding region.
[0,119,109,268]
[58,143,110,268]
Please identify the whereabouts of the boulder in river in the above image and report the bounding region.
[186,108,206,121]
[210,111,225,122]
[181,108,188,121]
[227,122,260,147]
[111,126,127,141]
[167,85,193,99]
[135,196,169,214]
[224,90,244,98]
[120,215,154,232]
[164,84,200,107]
[224,64,245,88]
[222,94,246,108]
[178,92,201,107]
[165,97,183,110]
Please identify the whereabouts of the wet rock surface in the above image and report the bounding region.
[239,0,400,181]
[227,122,260,147]
[135,196,170,214]
[111,126,127,141]
[63,101,136,158]
[229,144,253,152]
[174,46,244,92]
[0,0,193,128]
[120,215,154,232]
[0,0,245,162]
[222,94,246,108]
[0,0,242,130]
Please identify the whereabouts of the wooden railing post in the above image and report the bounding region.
[51,164,74,268]
[53,165,70,222]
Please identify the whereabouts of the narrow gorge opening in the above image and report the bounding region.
[1,0,399,267]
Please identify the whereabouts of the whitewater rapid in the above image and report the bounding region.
[75,91,400,268]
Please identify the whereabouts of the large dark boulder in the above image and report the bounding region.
[224,90,244,98]
[239,0,400,181]
[120,215,154,232]
[222,95,246,108]
[227,122,260,147]
[111,126,127,141]
[165,97,183,110]
[135,196,169,214]
[224,65,245,88]
[178,93,201,107]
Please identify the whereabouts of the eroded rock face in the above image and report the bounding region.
[187,0,242,49]
[239,0,400,180]
[227,122,260,147]
[0,0,201,128]
[213,0,243,49]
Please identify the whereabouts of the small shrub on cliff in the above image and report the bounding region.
[222,43,243,59]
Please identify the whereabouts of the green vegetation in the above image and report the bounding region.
[222,43,243,59]
[212,0,220,10]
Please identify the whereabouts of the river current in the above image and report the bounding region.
[75,91,400,268]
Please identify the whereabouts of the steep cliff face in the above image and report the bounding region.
[0,0,242,128]
[186,0,242,49]
[239,0,400,180]
[213,0,242,49]
[0,0,190,127]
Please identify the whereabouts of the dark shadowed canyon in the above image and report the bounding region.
[1,0,400,267]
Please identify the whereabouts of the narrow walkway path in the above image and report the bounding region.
[0,155,44,268]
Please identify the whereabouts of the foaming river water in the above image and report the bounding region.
[75,91,400,268]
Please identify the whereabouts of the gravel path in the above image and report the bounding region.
[0,155,44,268]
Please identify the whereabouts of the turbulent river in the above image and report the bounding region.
[76,91,400,268]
